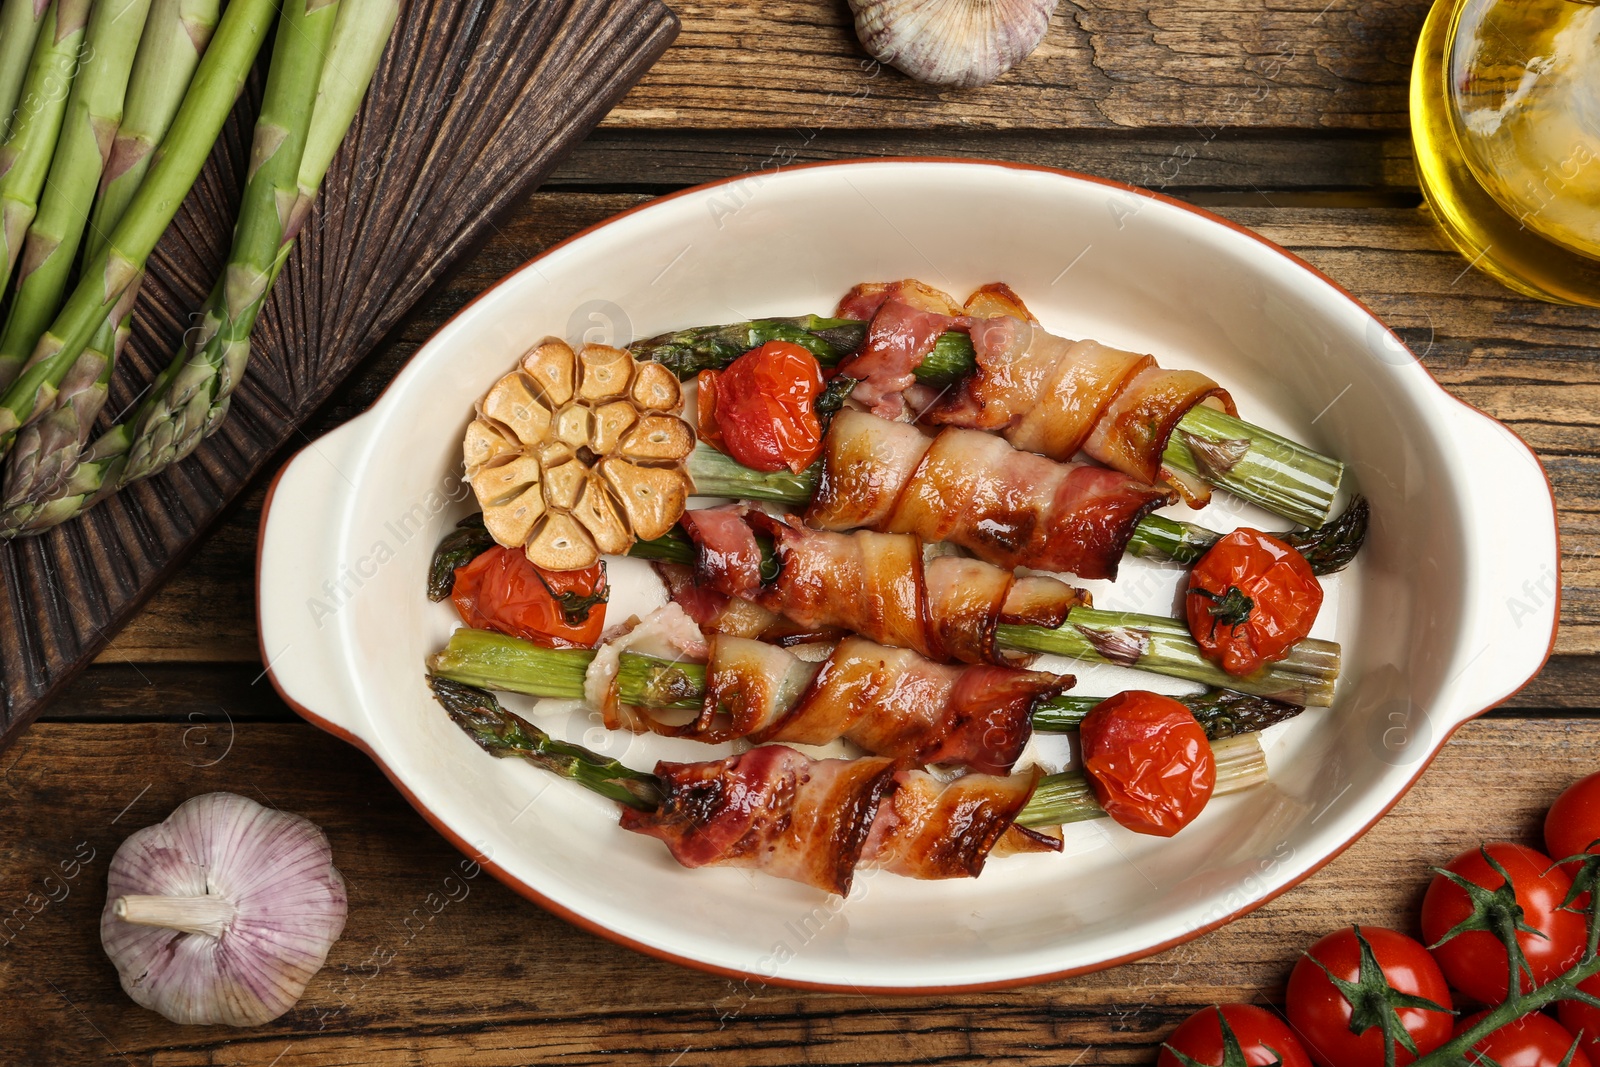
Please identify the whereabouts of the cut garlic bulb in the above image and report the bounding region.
[849,0,1059,88]
[100,793,347,1027]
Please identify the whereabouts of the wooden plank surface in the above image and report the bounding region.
[602,1,1428,130]
[0,715,1590,1066]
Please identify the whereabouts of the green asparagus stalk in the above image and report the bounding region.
[430,677,1272,828]
[0,0,50,142]
[0,0,218,519]
[631,319,1345,526]
[681,445,1367,577]
[0,0,154,383]
[462,637,1306,737]
[430,589,1340,708]
[0,0,90,387]
[0,0,279,449]
[116,0,395,485]
[430,677,666,811]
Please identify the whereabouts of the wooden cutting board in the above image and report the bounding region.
[0,0,679,749]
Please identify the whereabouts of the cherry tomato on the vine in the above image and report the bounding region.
[1080,691,1215,837]
[1186,529,1324,677]
[452,546,608,648]
[1285,926,1452,1067]
[1558,974,1600,1065]
[1419,842,1585,1004]
[696,341,825,474]
[1546,771,1600,875]
[1158,1004,1314,1067]
[1455,1011,1592,1067]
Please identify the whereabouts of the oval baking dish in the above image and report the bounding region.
[258,160,1558,991]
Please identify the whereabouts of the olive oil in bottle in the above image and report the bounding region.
[1410,0,1600,305]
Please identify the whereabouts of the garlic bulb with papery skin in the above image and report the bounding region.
[849,0,1059,88]
[100,792,347,1027]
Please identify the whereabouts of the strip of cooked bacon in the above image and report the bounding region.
[838,279,1239,492]
[674,506,1089,665]
[694,635,1068,774]
[864,766,1059,880]
[619,745,898,895]
[807,409,1173,580]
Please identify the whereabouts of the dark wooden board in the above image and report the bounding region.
[0,715,1593,1066]
[0,0,680,749]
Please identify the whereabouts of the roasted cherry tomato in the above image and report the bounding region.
[1285,926,1452,1067]
[1158,1004,1314,1067]
[1546,771,1600,874]
[696,340,825,474]
[1187,529,1324,676]
[1558,975,1600,1064]
[1080,690,1215,837]
[451,545,608,648]
[1456,1011,1592,1067]
[1419,842,1585,1003]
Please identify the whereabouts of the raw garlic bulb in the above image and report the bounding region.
[101,793,347,1027]
[849,0,1059,88]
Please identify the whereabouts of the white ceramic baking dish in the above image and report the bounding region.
[258,160,1559,991]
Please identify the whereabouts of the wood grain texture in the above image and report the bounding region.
[90,189,1600,664]
[603,0,1427,131]
[0,0,681,749]
[0,715,1591,1065]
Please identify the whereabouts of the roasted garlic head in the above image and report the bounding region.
[464,339,694,570]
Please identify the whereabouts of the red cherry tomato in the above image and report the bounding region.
[1186,529,1324,676]
[696,340,825,474]
[1419,842,1585,1003]
[1547,771,1600,875]
[451,546,608,648]
[1558,975,1600,1064]
[1456,1011,1592,1067]
[1285,926,1452,1067]
[1080,690,1215,837]
[1158,1004,1314,1067]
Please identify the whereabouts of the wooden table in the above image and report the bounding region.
[6,2,1599,1062]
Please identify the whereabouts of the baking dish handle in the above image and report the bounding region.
[256,416,374,744]
[1438,401,1559,722]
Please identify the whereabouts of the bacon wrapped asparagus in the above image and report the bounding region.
[682,410,1369,581]
[631,280,1346,527]
[432,677,1271,895]
[641,507,1341,705]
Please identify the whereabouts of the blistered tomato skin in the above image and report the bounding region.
[1455,1011,1593,1067]
[451,547,608,648]
[1286,927,1452,1067]
[1420,842,1585,1004]
[1158,1004,1314,1067]
[1187,528,1323,676]
[697,341,825,474]
[1079,690,1216,837]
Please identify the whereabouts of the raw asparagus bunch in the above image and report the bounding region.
[633,318,1346,527]
[0,0,91,353]
[0,0,399,534]
[0,0,280,453]
[0,0,218,517]
[430,677,1272,829]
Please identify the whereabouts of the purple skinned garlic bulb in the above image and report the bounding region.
[100,792,347,1026]
[848,0,1060,88]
